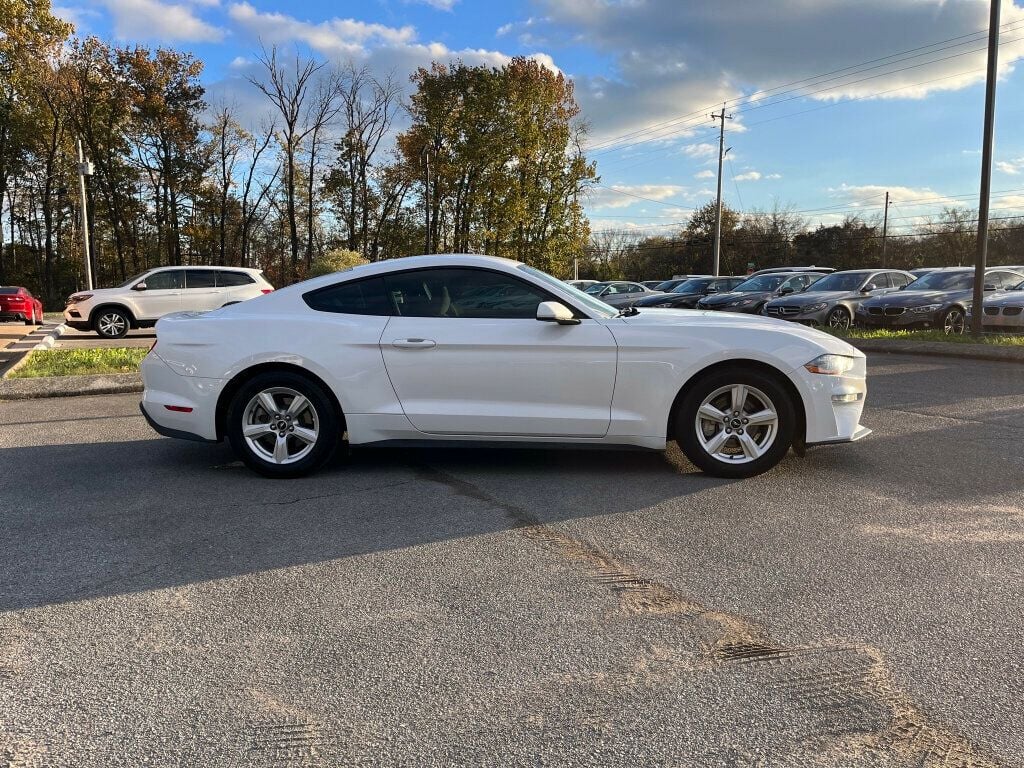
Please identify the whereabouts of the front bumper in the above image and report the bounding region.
[63,306,92,330]
[793,355,870,446]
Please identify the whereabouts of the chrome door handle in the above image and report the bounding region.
[392,338,436,349]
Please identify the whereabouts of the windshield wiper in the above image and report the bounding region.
[616,306,640,317]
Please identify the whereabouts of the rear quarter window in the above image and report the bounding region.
[217,270,256,287]
[304,277,392,316]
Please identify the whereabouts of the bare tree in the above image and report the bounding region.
[207,103,248,265]
[248,45,323,279]
[302,71,345,267]
[237,121,278,267]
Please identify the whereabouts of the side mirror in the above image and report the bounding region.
[983,283,997,291]
[133,282,147,291]
[899,283,908,290]
[779,286,794,295]
[537,301,580,325]
[861,284,877,293]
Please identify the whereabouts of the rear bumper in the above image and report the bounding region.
[0,312,27,322]
[140,353,223,442]
[139,402,217,443]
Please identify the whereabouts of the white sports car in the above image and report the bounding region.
[140,254,870,478]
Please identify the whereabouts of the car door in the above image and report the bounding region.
[379,267,618,437]
[216,269,259,303]
[182,269,222,311]
[134,269,184,319]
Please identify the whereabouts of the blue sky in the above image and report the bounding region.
[59,0,1024,234]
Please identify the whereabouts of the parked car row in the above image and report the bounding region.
[572,264,1024,334]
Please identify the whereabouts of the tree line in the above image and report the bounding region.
[0,1,595,305]
[582,202,1024,281]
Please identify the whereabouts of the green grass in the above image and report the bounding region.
[9,347,149,378]
[824,327,1024,346]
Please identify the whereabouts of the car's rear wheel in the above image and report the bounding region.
[675,368,796,478]
[942,306,966,335]
[227,371,340,478]
[95,308,129,339]
[24,308,36,326]
[827,306,851,329]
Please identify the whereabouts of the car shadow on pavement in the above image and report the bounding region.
[0,437,732,614]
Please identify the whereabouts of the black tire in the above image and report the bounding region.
[675,367,797,478]
[942,306,966,335]
[226,371,340,479]
[826,306,852,329]
[23,308,35,326]
[94,307,130,339]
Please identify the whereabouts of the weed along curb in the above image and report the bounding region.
[845,338,1024,363]
[0,372,143,400]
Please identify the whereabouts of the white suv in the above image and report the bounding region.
[64,266,274,339]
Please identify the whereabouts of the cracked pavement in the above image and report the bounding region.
[1,353,1022,766]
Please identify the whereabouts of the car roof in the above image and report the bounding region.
[749,265,834,276]
[150,265,263,273]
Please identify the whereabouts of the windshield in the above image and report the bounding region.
[583,283,607,295]
[910,271,972,291]
[733,275,785,292]
[518,265,617,319]
[671,279,710,294]
[806,272,869,292]
[117,271,150,288]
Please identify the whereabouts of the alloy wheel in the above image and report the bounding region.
[827,307,851,329]
[943,308,966,335]
[694,384,779,464]
[242,387,320,465]
[98,312,127,337]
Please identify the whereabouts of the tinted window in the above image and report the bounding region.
[805,272,867,292]
[671,279,711,294]
[991,271,1023,289]
[385,268,549,319]
[734,275,785,292]
[519,264,616,319]
[185,270,217,289]
[217,270,255,287]
[144,270,185,290]
[0,287,20,295]
[910,271,972,291]
[304,277,391,316]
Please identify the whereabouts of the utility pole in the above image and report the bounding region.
[972,0,1001,336]
[711,105,732,277]
[573,257,579,281]
[421,145,431,254]
[881,191,891,267]
[76,138,94,290]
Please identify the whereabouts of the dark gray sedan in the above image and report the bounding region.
[584,281,664,307]
[696,272,825,314]
[763,269,915,329]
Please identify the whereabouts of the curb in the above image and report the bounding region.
[0,372,142,401]
[0,323,69,378]
[847,338,1024,363]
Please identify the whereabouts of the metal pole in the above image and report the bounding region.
[881,191,890,267]
[76,138,94,290]
[711,106,732,277]
[971,0,1001,336]
[573,257,578,281]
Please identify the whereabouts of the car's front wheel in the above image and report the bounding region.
[827,306,852,329]
[675,368,796,478]
[942,306,966,335]
[95,308,130,339]
[227,371,340,478]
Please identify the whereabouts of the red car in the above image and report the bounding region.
[0,286,44,325]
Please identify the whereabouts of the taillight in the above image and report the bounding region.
[164,405,193,413]
[261,288,273,294]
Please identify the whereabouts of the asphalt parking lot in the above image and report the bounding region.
[1,353,1022,766]
[55,326,155,349]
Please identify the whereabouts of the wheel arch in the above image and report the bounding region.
[215,362,346,441]
[89,303,138,328]
[666,359,808,452]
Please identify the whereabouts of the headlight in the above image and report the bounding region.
[910,303,941,313]
[728,298,754,307]
[804,354,855,375]
[802,302,828,313]
[67,293,93,304]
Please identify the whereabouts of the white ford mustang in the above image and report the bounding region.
[140,254,870,478]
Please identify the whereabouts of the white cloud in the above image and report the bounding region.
[682,143,717,159]
[694,170,715,179]
[102,0,225,42]
[533,0,1024,148]
[586,185,686,210]
[407,0,458,9]
[734,170,781,181]
[996,158,1024,175]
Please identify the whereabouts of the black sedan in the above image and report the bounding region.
[631,276,745,309]
[696,272,826,314]
[856,266,1024,334]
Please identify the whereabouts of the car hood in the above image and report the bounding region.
[766,290,857,306]
[72,287,125,299]
[982,290,1024,307]
[620,307,861,357]
[698,290,772,306]
[862,289,969,307]
[632,291,700,306]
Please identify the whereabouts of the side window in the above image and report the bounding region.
[144,270,184,290]
[185,270,217,289]
[994,271,1021,288]
[627,283,644,293]
[891,272,911,288]
[782,276,804,292]
[304,277,391,316]
[603,284,620,294]
[868,273,890,289]
[384,268,551,319]
[217,270,255,287]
